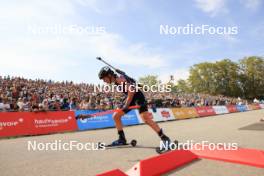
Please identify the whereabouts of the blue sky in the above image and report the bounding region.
[0,0,263,83]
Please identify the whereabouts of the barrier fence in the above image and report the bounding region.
[0,111,77,137]
[0,104,263,138]
[195,106,216,117]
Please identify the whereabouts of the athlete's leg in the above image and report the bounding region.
[113,111,125,131]
[140,111,170,143]
[112,111,127,144]
[140,111,160,132]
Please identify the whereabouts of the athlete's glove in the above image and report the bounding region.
[76,114,92,120]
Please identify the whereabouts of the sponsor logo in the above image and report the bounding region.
[0,118,24,130]
[123,114,134,119]
[207,109,214,113]
[198,109,205,113]
[80,115,109,123]
[161,111,170,118]
[34,116,72,128]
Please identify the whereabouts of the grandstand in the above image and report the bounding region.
[0,75,255,112]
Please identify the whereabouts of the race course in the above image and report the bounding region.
[1,109,264,176]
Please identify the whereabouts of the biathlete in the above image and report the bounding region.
[97,66,171,147]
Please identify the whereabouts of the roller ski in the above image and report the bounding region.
[99,139,137,148]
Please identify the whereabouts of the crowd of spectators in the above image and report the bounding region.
[0,75,261,112]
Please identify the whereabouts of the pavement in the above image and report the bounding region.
[1,109,264,176]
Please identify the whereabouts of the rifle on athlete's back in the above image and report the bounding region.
[96,57,143,87]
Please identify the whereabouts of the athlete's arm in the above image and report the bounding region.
[116,76,135,110]
[123,86,135,110]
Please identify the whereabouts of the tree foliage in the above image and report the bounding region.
[138,56,264,100]
[138,75,160,86]
[188,56,264,99]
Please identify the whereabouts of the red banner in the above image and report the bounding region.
[195,106,216,117]
[0,111,78,138]
[28,111,78,135]
[226,105,238,113]
[254,104,261,110]
[0,112,30,137]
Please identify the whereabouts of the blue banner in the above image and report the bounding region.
[75,110,140,130]
[75,110,115,130]
[236,105,247,112]
[121,110,140,126]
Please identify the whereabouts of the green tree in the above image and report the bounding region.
[238,56,264,99]
[213,59,241,97]
[176,79,190,93]
[188,62,218,94]
[187,56,264,99]
[138,75,160,86]
[188,59,242,96]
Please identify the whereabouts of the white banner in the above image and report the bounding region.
[156,108,175,121]
[212,106,229,114]
[136,109,162,124]
[246,105,252,111]
[136,108,175,123]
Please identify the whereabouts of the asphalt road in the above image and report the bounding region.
[1,109,264,176]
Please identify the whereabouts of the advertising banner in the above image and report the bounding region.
[76,109,139,130]
[137,108,177,123]
[156,108,175,121]
[226,105,238,113]
[171,108,198,119]
[136,109,161,123]
[0,112,30,137]
[0,111,78,137]
[212,106,229,114]
[76,110,114,130]
[195,106,216,117]
[236,105,247,112]
[246,105,253,111]
[29,111,77,135]
[252,104,261,110]
[121,110,140,126]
